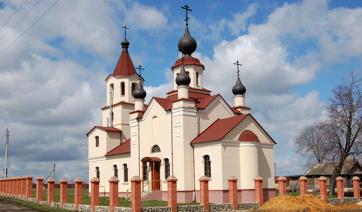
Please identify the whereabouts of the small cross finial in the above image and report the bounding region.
[122,25,129,39]
[136,65,145,77]
[233,60,242,77]
[181,4,192,26]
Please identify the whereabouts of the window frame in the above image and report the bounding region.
[95,136,99,147]
[203,155,211,178]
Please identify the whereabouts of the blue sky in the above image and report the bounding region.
[0,0,361,180]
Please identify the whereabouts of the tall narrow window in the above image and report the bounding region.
[131,83,137,95]
[123,163,128,182]
[113,164,118,177]
[164,158,170,179]
[111,112,114,122]
[95,136,99,147]
[203,155,211,177]
[96,167,100,179]
[196,72,199,86]
[121,82,125,96]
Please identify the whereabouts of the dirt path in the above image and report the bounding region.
[0,198,40,212]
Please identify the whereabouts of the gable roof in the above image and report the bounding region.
[191,115,248,144]
[105,139,130,156]
[86,126,122,136]
[112,49,137,77]
[305,160,362,176]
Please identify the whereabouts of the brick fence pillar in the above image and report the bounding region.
[167,176,178,212]
[26,176,33,198]
[353,176,360,200]
[319,176,327,202]
[228,176,238,209]
[60,179,68,208]
[47,179,55,206]
[131,176,142,212]
[277,176,287,196]
[299,176,308,195]
[36,177,43,203]
[109,177,119,212]
[336,176,344,201]
[200,176,210,212]
[254,176,264,205]
[74,178,83,210]
[90,178,99,212]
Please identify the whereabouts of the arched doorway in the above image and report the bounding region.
[141,157,161,191]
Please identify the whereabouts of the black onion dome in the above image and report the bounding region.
[232,77,246,95]
[121,38,129,51]
[176,66,191,86]
[132,82,146,99]
[178,27,197,55]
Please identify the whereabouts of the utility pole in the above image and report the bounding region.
[3,129,9,178]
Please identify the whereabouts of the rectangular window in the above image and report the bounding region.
[95,136,99,147]
[123,163,128,182]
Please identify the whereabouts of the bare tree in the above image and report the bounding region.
[326,72,362,192]
[296,122,335,163]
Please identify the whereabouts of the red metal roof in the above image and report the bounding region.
[112,50,137,77]
[172,55,204,69]
[191,115,248,144]
[239,130,260,142]
[105,139,130,156]
[153,89,217,111]
[86,126,122,136]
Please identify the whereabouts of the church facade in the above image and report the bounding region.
[87,10,276,204]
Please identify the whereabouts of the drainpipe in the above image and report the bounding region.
[170,111,174,176]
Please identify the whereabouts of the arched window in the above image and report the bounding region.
[121,82,125,96]
[196,72,199,86]
[113,164,118,177]
[95,167,100,179]
[151,145,161,153]
[123,163,128,182]
[111,112,114,121]
[203,155,211,177]
[131,83,137,95]
[164,158,170,179]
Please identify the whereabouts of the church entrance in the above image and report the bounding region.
[141,157,161,191]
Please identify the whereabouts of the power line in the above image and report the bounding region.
[0,0,61,57]
[0,1,27,31]
[0,0,41,43]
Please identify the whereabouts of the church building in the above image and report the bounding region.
[87,6,276,204]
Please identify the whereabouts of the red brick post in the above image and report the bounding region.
[131,176,142,212]
[47,179,55,206]
[60,179,68,208]
[299,176,308,195]
[353,176,360,200]
[277,176,287,196]
[319,176,327,202]
[36,177,43,203]
[336,176,344,201]
[167,176,178,212]
[109,177,119,212]
[199,176,210,212]
[26,176,32,198]
[228,176,238,209]
[74,178,83,210]
[90,178,100,212]
[254,176,264,205]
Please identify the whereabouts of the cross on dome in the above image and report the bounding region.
[233,60,242,77]
[122,25,129,40]
[135,65,144,77]
[181,4,192,26]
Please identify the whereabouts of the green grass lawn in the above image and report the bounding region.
[31,187,168,207]
[0,196,71,212]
